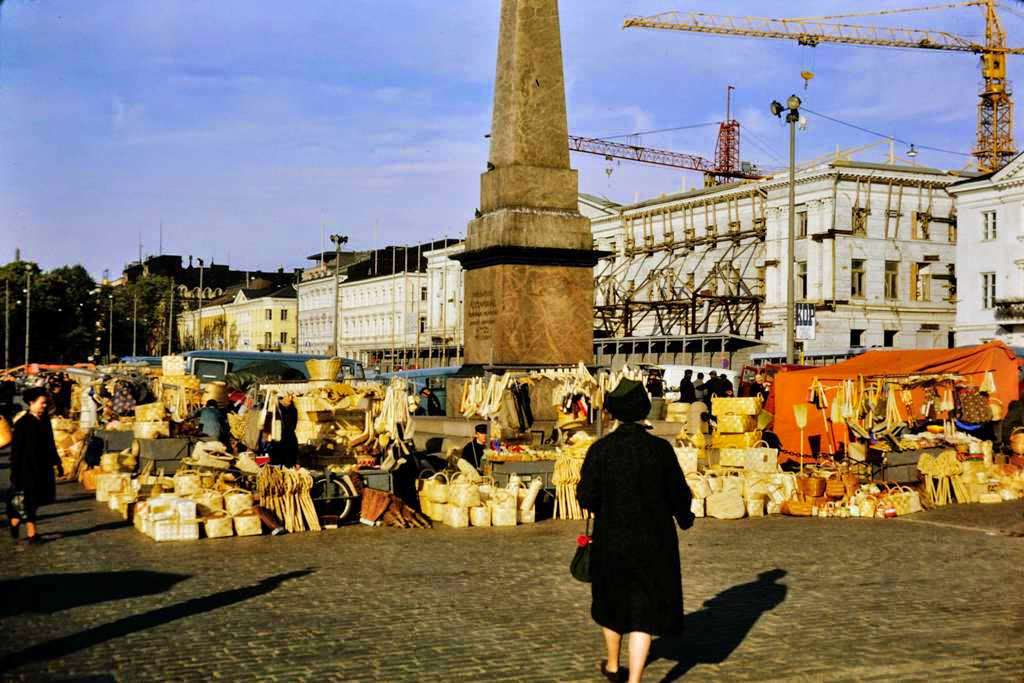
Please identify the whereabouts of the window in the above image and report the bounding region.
[264,331,272,346]
[419,316,427,333]
[851,259,866,298]
[264,309,272,321]
[280,331,288,344]
[883,330,897,347]
[420,286,428,302]
[911,263,932,302]
[281,309,288,321]
[796,261,808,300]
[982,210,997,240]
[852,208,870,236]
[912,212,930,240]
[796,210,808,238]
[981,272,997,309]
[850,329,865,347]
[884,261,899,300]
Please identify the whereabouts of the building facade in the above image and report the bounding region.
[947,155,1024,346]
[177,284,297,353]
[295,242,461,369]
[588,159,963,367]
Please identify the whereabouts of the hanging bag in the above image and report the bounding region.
[570,516,592,583]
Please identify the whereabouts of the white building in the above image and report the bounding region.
[946,155,1024,346]
[296,242,462,369]
[588,159,964,366]
[423,241,465,366]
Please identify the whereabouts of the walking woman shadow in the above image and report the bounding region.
[647,569,788,681]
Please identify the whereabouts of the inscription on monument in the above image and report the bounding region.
[466,289,497,341]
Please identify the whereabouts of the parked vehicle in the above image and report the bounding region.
[181,350,366,383]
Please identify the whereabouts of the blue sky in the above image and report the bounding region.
[0,0,1009,276]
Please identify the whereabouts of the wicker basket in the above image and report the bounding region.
[305,358,342,381]
[1010,427,1024,456]
[204,514,234,539]
[134,403,166,421]
[134,421,170,440]
[796,476,827,498]
[224,488,254,517]
[781,499,814,516]
[233,512,262,537]
[825,478,847,498]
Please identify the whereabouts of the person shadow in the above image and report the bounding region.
[648,568,788,681]
[0,570,190,618]
[1,569,314,673]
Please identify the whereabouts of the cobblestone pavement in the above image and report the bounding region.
[1,475,1022,682]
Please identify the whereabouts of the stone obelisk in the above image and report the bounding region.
[457,0,596,367]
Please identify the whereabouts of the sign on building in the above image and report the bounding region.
[795,303,816,341]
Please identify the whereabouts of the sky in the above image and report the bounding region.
[0,0,1011,277]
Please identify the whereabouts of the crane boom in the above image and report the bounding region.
[623,11,996,52]
[568,135,762,180]
[624,1,1024,172]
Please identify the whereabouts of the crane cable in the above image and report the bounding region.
[801,106,973,157]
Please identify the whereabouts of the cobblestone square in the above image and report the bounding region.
[1,477,1022,682]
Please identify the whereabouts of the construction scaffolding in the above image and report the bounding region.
[594,186,767,342]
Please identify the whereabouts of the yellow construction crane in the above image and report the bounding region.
[624,1,1024,172]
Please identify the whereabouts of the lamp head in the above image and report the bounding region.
[907,144,919,158]
[786,94,802,111]
[770,100,784,118]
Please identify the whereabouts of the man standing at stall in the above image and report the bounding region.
[678,369,696,403]
[460,423,488,472]
[419,387,444,416]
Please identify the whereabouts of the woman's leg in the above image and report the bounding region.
[626,632,652,683]
[601,628,622,672]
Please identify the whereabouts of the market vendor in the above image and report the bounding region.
[419,387,444,416]
[272,393,299,468]
[461,423,488,472]
[196,399,228,444]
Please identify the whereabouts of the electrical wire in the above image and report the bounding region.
[591,121,719,141]
[800,106,973,157]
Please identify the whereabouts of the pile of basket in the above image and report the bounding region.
[418,471,542,528]
[171,468,262,539]
[710,396,762,449]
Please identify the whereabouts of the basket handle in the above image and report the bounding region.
[1011,427,1024,437]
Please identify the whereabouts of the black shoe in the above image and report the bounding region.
[24,534,44,545]
[9,523,19,540]
[600,661,626,683]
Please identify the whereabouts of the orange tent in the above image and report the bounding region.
[770,341,1022,454]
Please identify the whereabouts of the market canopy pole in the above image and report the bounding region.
[454,0,599,368]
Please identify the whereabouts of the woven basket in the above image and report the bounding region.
[134,421,170,440]
[192,490,225,515]
[470,505,491,527]
[796,476,827,498]
[233,512,262,537]
[134,403,166,421]
[306,358,342,381]
[204,514,234,539]
[224,488,254,517]
[781,499,814,516]
[173,470,201,497]
[1010,428,1024,456]
[825,478,847,498]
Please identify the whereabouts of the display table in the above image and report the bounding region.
[137,437,193,473]
[880,447,943,484]
[488,460,556,490]
[95,429,135,453]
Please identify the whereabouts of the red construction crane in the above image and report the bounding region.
[568,86,761,182]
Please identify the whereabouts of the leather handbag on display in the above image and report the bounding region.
[570,517,592,583]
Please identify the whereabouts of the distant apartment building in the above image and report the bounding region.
[176,281,298,353]
[296,241,461,369]
[947,155,1024,347]
[587,159,964,367]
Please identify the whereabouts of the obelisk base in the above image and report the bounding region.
[461,259,594,367]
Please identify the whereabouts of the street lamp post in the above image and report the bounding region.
[24,271,31,366]
[3,279,9,370]
[329,234,349,357]
[108,294,114,362]
[168,279,175,355]
[771,94,802,365]
[132,292,138,357]
[195,258,205,350]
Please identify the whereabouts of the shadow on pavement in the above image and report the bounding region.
[0,571,191,618]
[648,568,788,682]
[35,508,89,522]
[55,493,97,504]
[43,520,132,541]
[0,569,314,673]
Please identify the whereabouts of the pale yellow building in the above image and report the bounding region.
[177,284,298,352]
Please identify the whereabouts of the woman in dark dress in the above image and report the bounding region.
[577,379,693,683]
[9,388,63,543]
[273,394,299,468]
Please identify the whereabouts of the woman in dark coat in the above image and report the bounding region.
[577,379,693,683]
[9,388,63,543]
[273,394,299,468]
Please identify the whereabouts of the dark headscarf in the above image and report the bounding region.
[605,378,651,423]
